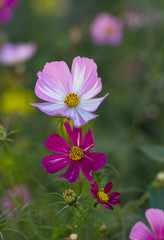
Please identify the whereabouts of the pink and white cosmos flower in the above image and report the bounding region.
[31,56,109,127]
[130,208,164,240]
[0,0,20,24]
[90,13,123,46]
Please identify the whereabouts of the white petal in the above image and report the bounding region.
[79,93,109,112]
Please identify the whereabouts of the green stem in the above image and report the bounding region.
[3,139,21,186]
[130,192,148,213]
[74,205,104,240]
[76,206,93,228]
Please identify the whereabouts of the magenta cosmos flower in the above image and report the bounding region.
[2,185,30,218]
[0,0,20,23]
[90,181,120,210]
[130,208,164,240]
[31,56,109,127]
[42,122,106,183]
[0,42,37,66]
[90,13,123,46]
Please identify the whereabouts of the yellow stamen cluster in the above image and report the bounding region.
[65,93,79,107]
[97,189,109,203]
[69,146,84,161]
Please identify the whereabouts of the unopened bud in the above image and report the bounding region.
[63,189,77,205]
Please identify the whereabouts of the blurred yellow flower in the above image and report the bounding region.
[31,0,70,17]
[1,87,35,115]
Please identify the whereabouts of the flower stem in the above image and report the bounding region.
[74,205,104,240]
[0,158,13,188]
[3,139,21,186]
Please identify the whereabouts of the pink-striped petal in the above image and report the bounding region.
[104,182,113,193]
[73,107,98,127]
[35,61,72,102]
[42,154,70,174]
[59,161,80,183]
[71,57,100,95]
[30,102,68,116]
[130,221,155,240]
[82,128,95,151]
[45,133,71,153]
[79,94,109,112]
[145,208,164,239]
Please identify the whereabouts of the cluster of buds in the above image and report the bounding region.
[63,189,77,206]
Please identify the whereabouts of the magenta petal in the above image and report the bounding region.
[42,154,70,174]
[80,159,94,182]
[130,221,155,240]
[108,191,120,198]
[84,152,106,170]
[145,208,164,240]
[109,199,120,205]
[82,128,95,151]
[64,122,82,146]
[91,181,99,192]
[7,0,20,8]
[45,133,71,153]
[91,189,98,199]
[59,161,80,183]
[104,182,113,193]
[102,202,113,210]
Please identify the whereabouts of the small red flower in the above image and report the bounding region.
[90,181,120,210]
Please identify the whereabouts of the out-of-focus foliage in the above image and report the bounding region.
[0,0,164,239]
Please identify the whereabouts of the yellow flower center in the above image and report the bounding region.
[97,189,109,202]
[69,146,84,161]
[65,93,79,107]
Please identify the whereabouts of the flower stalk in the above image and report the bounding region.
[74,205,104,240]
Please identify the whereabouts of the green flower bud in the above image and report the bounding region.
[63,189,77,205]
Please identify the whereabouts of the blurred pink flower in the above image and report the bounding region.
[42,121,106,183]
[0,0,20,23]
[2,185,30,218]
[31,56,108,127]
[124,9,145,28]
[0,42,37,65]
[90,13,123,46]
[130,208,164,240]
